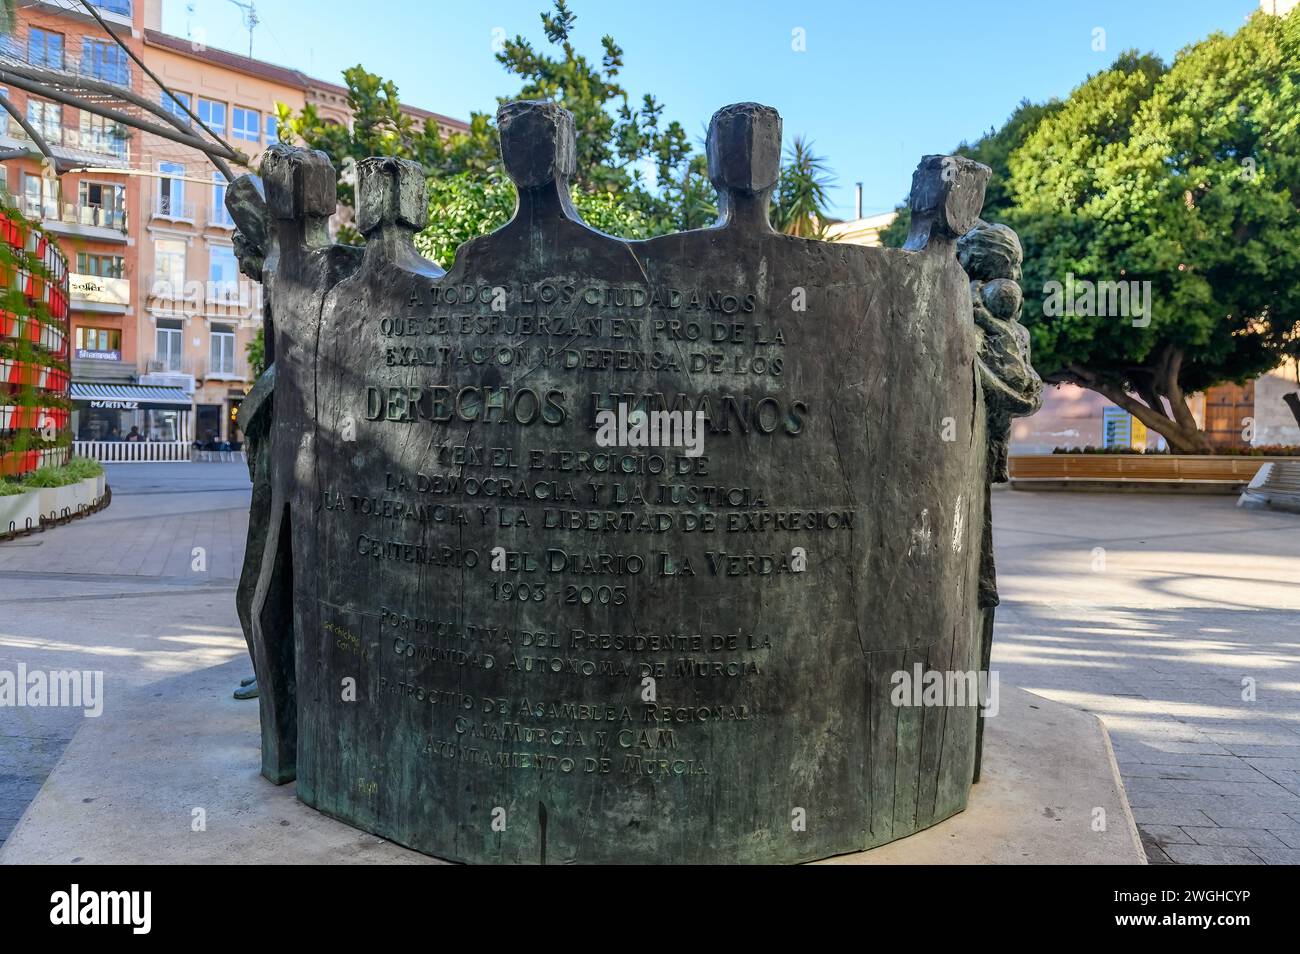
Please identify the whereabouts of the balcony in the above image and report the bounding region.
[205,280,249,308]
[69,273,130,313]
[140,355,196,395]
[2,122,131,168]
[145,357,193,374]
[29,0,132,29]
[153,197,196,223]
[203,357,250,382]
[25,199,129,242]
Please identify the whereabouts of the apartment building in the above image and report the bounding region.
[1,0,465,455]
[136,0,468,446]
[136,18,307,445]
[0,1,154,443]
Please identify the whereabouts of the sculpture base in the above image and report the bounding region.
[0,659,1144,865]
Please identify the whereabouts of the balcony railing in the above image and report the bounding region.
[203,355,250,381]
[5,119,131,160]
[205,281,249,307]
[24,201,130,234]
[153,197,196,221]
[144,354,194,375]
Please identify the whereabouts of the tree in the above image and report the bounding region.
[279,1,847,253]
[1009,12,1300,452]
[885,10,1300,453]
[413,171,654,268]
[771,136,834,238]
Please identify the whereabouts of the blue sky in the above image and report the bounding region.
[166,0,1262,220]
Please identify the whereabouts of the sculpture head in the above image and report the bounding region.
[356,156,428,236]
[261,143,336,223]
[225,174,269,282]
[706,102,782,197]
[498,100,577,190]
[957,221,1023,283]
[904,155,990,250]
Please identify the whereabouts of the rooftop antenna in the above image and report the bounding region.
[226,0,259,59]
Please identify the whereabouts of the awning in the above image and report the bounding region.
[70,383,192,412]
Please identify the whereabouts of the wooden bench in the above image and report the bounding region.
[1008,454,1297,492]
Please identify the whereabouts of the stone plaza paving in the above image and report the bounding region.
[991,490,1300,864]
[1,465,1297,863]
[0,463,251,851]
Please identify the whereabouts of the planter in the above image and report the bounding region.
[79,477,100,509]
[1009,454,1300,493]
[33,486,61,519]
[0,490,39,533]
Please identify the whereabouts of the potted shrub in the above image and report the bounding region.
[64,456,104,508]
[20,464,75,519]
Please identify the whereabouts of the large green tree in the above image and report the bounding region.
[886,10,1300,453]
[1010,13,1300,452]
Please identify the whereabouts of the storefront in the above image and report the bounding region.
[70,383,192,442]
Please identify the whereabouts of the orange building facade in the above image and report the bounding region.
[2,1,144,443]
[1,0,465,454]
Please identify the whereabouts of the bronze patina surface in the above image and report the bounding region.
[230,100,1041,864]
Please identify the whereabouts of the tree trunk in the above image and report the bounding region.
[1059,355,1212,454]
[1284,392,1300,428]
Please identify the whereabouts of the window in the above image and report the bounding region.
[78,182,126,229]
[197,98,226,137]
[162,91,191,122]
[232,107,260,143]
[0,87,7,137]
[79,181,124,212]
[264,113,279,145]
[154,239,186,297]
[26,100,62,144]
[27,28,64,69]
[157,162,185,217]
[209,245,239,302]
[89,0,133,16]
[80,39,130,85]
[76,253,124,278]
[75,327,122,352]
[155,318,184,372]
[79,112,128,158]
[211,173,233,227]
[210,323,236,376]
[22,172,58,220]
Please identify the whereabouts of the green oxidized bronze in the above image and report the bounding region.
[229,101,1041,863]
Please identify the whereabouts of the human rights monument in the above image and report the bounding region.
[227,99,1042,864]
